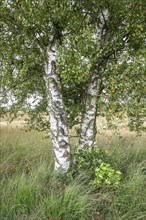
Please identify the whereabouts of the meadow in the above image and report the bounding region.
[0,122,146,220]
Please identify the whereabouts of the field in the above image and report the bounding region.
[0,120,146,220]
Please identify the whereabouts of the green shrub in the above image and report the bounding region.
[71,146,121,188]
[94,161,121,187]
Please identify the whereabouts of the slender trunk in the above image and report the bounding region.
[44,41,71,172]
[78,10,108,150]
[78,74,98,150]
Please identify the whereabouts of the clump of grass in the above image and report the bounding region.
[0,170,93,220]
[0,129,94,220]
[41,179,92,220]
[0,174,40,219]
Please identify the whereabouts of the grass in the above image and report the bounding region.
[0,129,93,220]
[0,127,146,220]
[95,161,146,220]
[94,133,146,220]
[0,129,53,177]
[1,172,92,220]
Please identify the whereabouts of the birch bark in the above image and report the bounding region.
[44,40,71,172]
[78,74,98,150]
[78,10,108,150]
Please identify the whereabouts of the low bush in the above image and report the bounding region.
[70,146,122,188]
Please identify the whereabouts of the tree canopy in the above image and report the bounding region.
[1,0,145,132]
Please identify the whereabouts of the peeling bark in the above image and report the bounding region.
[44,40,71,172]
[78,10,108,151]
[78,74,98,150]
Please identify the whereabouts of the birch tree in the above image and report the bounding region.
[78,0,146,149]
[58,0,145,151]
[1,0,145,171]
[0,0,76,171]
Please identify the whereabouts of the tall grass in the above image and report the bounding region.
[0,128,146,219]
[0,129,93,220]
[0,129,53,177]
[1,171,92,220]
[95,134,146,220]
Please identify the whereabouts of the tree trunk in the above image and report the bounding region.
[44,41,71,172]
[78,10,108,151]
[78,74,98,150]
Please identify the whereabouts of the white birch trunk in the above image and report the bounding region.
[44,41,71,172]
[78,74,98,150]
[78,10,108,150]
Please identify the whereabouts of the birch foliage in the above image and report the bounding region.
[0,0,146,155]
